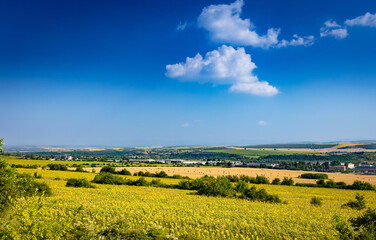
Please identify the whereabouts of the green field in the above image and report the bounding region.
[207,148,317,158]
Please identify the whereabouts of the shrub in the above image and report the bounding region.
[66,178,94,188]
[155,171,168,178]
[131,177,149,186]
[272,178,281,185]
[255,175,269,184]
[225,175,240,182]
[150,179,162,186]
[333,208,376,240]
[350,181,375,190]
[241,186,282,203]
[197,177,236,198]
[342,194,366,210]
[100,166,116,174]
[117,169,131,175]
[47,163,67,171]
[281,177,294,185]
[235,181,248,193]
[239,175,253,183]
[76,166,85,172]
[299,173,328,179]
[310,196,322,206]
[0,161,51,211]
[92,172,126,185]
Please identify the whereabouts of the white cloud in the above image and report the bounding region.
[177,22,188,31]
[181,123,191,127]
[345,12,376,27]
[197,0,313,48]
[258,120,267,126]
[277,34,314,48]
[177,21,194,31]
[166,45,278,96]
[320,20,348,39]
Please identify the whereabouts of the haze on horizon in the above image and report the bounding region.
[1,0,376,147]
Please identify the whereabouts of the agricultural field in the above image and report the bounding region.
[5,171,376,239]
[113,166,376,185]
[17,168,181,185]
[0,155,104,167]
[207,148,317,157]
[1,156,376,239]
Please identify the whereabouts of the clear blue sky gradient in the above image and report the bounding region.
[1,0,376,146]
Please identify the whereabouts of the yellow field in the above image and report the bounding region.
[6,162,376,239]
[18,177,376,239]
[17,168,181,185]
[108,166,376,185]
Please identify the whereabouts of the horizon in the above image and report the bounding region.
[1,0,376,146]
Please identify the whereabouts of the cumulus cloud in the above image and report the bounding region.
[345,12,376,27]
[258,120,267,126]
[166,45,278,96]
[320,20,348,39]
[277,34,314,48]
[197,0,313,48]
[181,123,191,127]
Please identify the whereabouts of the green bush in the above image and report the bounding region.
[197,177,236,198]
[100,166,116,174]
[130,177,149,186]
[300,173,328,179]
[255,175,269,184]
[92,172,126,185]
[333,208,376,240]
[76,166,85,172]
[0,161,51,212]
[117,168,131,175]
[240,186,282,203]
[150,179,162,186]
[66,178,95,188]
[47,163,67,171]
[281,177,294,185]
[234,181,248,193]
[155,171,168,178]
[272,178,281,185]
[350,181,375,191]
[310,196,322,206]
[342,194,366,210]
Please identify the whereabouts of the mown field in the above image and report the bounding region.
[111,166,376,185]
[9,166,376,239]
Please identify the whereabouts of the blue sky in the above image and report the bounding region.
[1,0,376,146]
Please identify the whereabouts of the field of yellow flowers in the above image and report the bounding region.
[10,169,375,239]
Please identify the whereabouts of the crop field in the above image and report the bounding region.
[2,156,376,239]
[207,148,317,157]
[16,168,181,185]
[9,175,376,240]
[0,155,104,166]
[115,166,376,185]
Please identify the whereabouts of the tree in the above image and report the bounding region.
[0,138,3,153]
